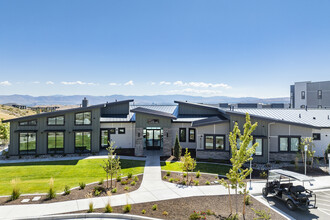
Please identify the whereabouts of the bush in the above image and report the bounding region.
[189,211,206,220]
[196,171,201,178]
[94,189,101,196]
[99,179,104,185]
[163,175,168,180]
[79,182,86,190]
[163,211,169,216]
[104,202,113,213]
[88,201,94,213]
[244,195,252,205]
[183,173,187,177]
[166,171,171,176]
[124,186,130,191]
[169,178,174,183]
[111,188,117,193]
[123,204,132,213]
[173,135,182,159]
[194,180,199,186]
[181,179,187,185]
[116,176,122,182]
[64,185,71,195]
[205,181,210,185]
[127,172,133,179]
[206,209,215,215]
[225,213,239,220]
[152,204,158,211]
[10,178,21,201]
[141,209,146,214]
[259,171,267,179]
[47,178,56,200]
[134,176,139,182]
[130,181,136,186]
[121,180,128,185]
[251,208,271,220]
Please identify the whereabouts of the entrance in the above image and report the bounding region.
[144,128,163,150]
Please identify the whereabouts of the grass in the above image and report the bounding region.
[160,161,231,175]
[0,159,145,195]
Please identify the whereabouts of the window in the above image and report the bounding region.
[101,129,109,147]
[19,120,37,126]
[301,91,305,99]
[19,132,36,154]
[75,131,91,153]
[204,134,225,150]
[318,105,322,109]
[118,128,125,134]
[318,90,322,99]
[75,112,91,125]
[47,116,64,125]
[47,132,64,154]
[313,133,321,140]
[279,136,300,152]
[179,128,186,142]
[255,138,263,156]
[300,105,305,109]
[109,128,116,134]
[189,128,196,142]
[147,119,159,124]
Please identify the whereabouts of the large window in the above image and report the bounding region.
[255,138,263,156]
[75,112,91,125]
[101,129,109,148]
[75,131,91,153]
[301,91,305,99]
[179,128,187,142]
[19,120,37,126]
[47,132,64,154]
[47,116,64,125]
[204,134,225,150]
[318,90,322,99]
[19,132,36,154]
[279,136,300,152]
[118,128,125,134]
[189,128,196,142]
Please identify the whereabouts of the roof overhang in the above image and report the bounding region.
[269,169,315,182]
[191,116,229,127]
[131,107,177,119]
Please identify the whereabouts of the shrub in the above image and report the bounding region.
[99,179,104,185]
[163,175,168,180]
[173,135,182,159]
[166,171,171,176]
[134,176,139,182]
[163,211,169,216]
[194,180,199,186]
[88,201,94,213]
[94,189,101,196]
[79,182,86,190]
[123,204,132,213]
[189,211,206,220]
[121,180,128,185]
[104,202,113,213]
[206,209,215,215]
[124,186,130,191]
[183,172,187,177]
[169,178,174,183]
[141,209,146,214]
[225,213,239,220]
[127,172,133,179]
[251,208,271,220]
[245,195,252,205]
[64,185,71,195]
[10,178,21,201]
[116,176,122,182]
[47,178,56,200]
[181,179,187,185]
[259,171,267,179]
[196,171,201,178]
[205,181,210,185]
[130,181,136,186]
[111,188,117,193]
[152,204,158,211]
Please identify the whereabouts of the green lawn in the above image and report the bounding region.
[161,161,231,175]
[0,159,145,195]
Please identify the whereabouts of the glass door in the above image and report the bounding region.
[153,129,161,148]
[146,129,154,149]
[145,128,162,150]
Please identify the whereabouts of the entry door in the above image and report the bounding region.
[146,130,154,149]
[146,129,161,150]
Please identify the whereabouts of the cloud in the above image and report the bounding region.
[166,88,223,97]
[33,81,40,84]
[0,81,12,86]
[150,82,156,86]
[159,81,171,85]
[46,81,54,85]
[124,80,134,86]
[172,81,231,89]
[61,81,97,86]
[109,82,119,86]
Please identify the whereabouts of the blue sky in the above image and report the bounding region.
[0,0,330,98]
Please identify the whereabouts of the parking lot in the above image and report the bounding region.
[255,190,330,220]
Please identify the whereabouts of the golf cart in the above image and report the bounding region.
[262,169,317,211]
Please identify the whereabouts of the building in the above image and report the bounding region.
[3,98,330,163]
[4,103,27,110]
[290,81,330,109]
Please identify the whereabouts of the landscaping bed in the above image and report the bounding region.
[160,161,231,175]
[161,170,219,186]
[0,174,143,205]
[71,195,286,220]
[282,166,329,176]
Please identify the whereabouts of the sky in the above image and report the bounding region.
[0,0,330,98]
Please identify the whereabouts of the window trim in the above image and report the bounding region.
[47,115,65,126]
[188,128,196,142]
[118,128,126,134]
[74,111,92,126]
[179,128,187,142]
[278,136,301,152]
[19,132,37,155]
[19,120,37,126]
[301,91,305,99]
[312,133,321,141]
[74,131,92,153]
[100,129,110,148]
[204,134,226,151]
[47,131,65,154]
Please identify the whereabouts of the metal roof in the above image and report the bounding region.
[130,107,177,119]
[173,117,208,123]
[191,116,229,127]
[270,169,315,182]
[225,108,330,128]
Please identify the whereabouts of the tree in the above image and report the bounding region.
[0,119,9,145]
[180,148,197,182]
[101,142,121,189]
[324,143,330,163]
[220,113,258,215]
[173,135,182,159]
[299,137,316,169]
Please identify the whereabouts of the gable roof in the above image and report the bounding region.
[130,107,177,119]
[191,116,229,127]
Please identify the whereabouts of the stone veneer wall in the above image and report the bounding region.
[135,128,144,156]
[162,128,172,156]
[196,150,230,160]
[270,153,300,162]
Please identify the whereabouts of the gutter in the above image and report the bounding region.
[267,122,275,163]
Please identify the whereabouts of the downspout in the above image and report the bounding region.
[268,122,275,163]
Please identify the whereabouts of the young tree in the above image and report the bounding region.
[101,142,121,189]
[180,148,197,182]
[220,113,258,215]
[324,143,330,163]
[173,135,182,160]
[299,137,316,168]
[0,119,9,145]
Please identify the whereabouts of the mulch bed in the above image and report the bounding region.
[161,170,220,186]
[71,195,286,220]
[282,166,329,176]
[0,174,143,206]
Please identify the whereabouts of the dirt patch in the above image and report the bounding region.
[0,174,143,206]
[161,170,220,186]
[70,195,286,220]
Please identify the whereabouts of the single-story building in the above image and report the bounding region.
[3,99,330,163]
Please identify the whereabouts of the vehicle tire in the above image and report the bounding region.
[262,187,268,197]
[286,200,297,211]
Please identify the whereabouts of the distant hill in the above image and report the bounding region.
[0,104,37,120]
[0,94,290,106]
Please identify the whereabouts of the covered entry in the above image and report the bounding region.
[144,127,163,150]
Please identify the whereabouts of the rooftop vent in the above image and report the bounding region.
[313,117,316,120]
[82,97,88,108]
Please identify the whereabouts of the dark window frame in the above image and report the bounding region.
[318,90,322,99]
[74,131,92,153]
[100,129,110,148]
[301,91,305,99]
[254,138,264,156]
[278,136,301,152]
[47,115,65,126]
[179,128,187,142]
[313,133,321,141]
[118,128,125,134]
[109,128,116,134]
[74,111,92,126]
[189,128,196,142]
[19,132,37,155]
[204,134,226,151]
[47,131,64,154]
[19,120,37,126]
